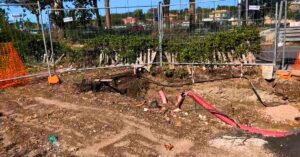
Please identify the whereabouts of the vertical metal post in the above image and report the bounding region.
[245,0,248,25]
[274,1,283,66]
[38,1,51,76]
[213,1,216,32]
[213,1,216,22]
[278,1,283,24]
[47,11,54,64]
[158,2,163,67]
[238,0,241,26]
[273,2,278,66]
[282,0,288,69]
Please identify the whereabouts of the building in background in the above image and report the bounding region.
[122,17,138,25]
[290,0,300,12]
[202,9,230,22]
[209,10,230,21]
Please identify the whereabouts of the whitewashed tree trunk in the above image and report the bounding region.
[99,51,104,66]
[227,51,234,63]
[165,52,175,69]
[247,52,256,63]
[242,54,247,64]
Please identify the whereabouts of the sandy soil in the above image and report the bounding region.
[0,67,299,157]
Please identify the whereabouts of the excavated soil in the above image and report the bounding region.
[0,67,300,157]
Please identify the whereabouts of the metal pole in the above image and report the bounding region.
[38,1,51,76]
[273,2,278,66]
[49,5,157,11]
[158,2,163,67]
[0,3,37,6]
[213,1,215,22]
[245,0,248,25]
[278,1,283,24]
[47,11,54,64]
[275,1,283,65]
[282,0,288,69]
[238,0,241,26]
[0,62,275,83]
[150,62,274,66]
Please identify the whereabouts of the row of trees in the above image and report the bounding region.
[3,0,285,31]
[163,0,196,30]
[2,0,199,30]
[3,0,111,29]
[162,0,282,30]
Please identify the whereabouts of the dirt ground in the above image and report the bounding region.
[1,67,300,157]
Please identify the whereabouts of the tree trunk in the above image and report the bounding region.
[51,0,64,30]
[92,0,101,28]
[189,0,196,31]
[163,0,170,29]
[105,0,112,29]
[35,13,41,30]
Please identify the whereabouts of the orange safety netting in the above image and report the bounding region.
[291,52,300,70]
[0,42,29,89]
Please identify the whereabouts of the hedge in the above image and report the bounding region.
[84,26,260,64]
[0,24,260,65]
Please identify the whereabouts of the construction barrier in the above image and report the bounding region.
[0,42,29,89]
[276,52,300,81]
[292,52,300,70]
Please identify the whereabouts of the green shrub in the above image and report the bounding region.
[164,69,174,78]
[165,26,261,63]
[80,26,260,65]
[175,69,189,79]
[1,19,260,66]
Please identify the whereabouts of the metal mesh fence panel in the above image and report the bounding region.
[0,3,47,65]
[161,0,279,65]
[48,5,160,68]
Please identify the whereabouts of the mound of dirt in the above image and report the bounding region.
[275,80,300,102]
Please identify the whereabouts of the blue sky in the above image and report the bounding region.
[0,0,237,23]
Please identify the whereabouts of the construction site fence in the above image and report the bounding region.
[1,0,298,83]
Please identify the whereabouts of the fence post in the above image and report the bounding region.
[273,2,278,66]
[245,0,248,25]
[274,1,283,67]
[282,0,288,69]
[47,10,55,64]
[158,2,163,67]
[37,1,51,75]
[238,0,241,26]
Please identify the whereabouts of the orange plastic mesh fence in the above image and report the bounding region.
[0,42,29,89]
[292,53,300,70]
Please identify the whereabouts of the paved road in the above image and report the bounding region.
[257,46,300,64]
